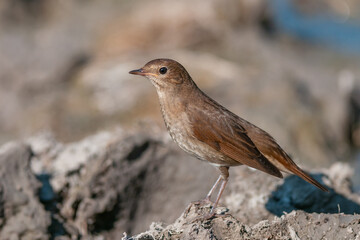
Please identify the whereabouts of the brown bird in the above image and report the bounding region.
[129,58,328,219]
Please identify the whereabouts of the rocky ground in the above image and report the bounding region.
[0,126,359,239]
[133,208,360,240]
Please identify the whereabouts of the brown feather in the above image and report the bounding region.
[130,58,328,193]
[242,120,329,192]
[190,108,283,179]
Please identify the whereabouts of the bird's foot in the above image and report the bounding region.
[191,197,213,206]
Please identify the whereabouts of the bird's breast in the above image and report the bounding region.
[158,96,231,165]
[159,101,197,155]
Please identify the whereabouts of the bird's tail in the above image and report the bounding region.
[288,165,329,192]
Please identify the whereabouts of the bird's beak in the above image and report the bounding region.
[129,68,145,75]
[129,68,146,76]
[129,68,158,77]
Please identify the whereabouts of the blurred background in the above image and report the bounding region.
[1,0,360,188]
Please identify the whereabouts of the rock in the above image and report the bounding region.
[130,162,360,239]
[131,203,360,240]
[347,86,360,148]
[27,126,218,238]
[128,145,360,239]
[0,126,358,239]
[225,163,360,225]
[58,130,168,237]
[23,127,360,239]
[0,142,50,240]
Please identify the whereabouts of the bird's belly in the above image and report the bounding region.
[167,123,238,167]
[167,122,202,158]
[160,105,239,167]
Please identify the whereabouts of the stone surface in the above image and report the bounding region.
[225,163,360,225]
[131,160,360,240]
[0,127,359,239]
[131,204,360,240]
[0,142,50,240]
[26,126,218,238]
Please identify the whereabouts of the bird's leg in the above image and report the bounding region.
[204,175,223,201]
[184,173,223,216]
[191,167,229,222]
[206,174,228,219]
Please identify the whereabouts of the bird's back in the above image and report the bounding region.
[191,89,328,191]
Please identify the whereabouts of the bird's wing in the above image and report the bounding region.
[190,109,283,178]
[245,124,329,192]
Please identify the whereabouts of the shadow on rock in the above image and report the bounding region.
[36,173,67,239]
[266,173,360,216]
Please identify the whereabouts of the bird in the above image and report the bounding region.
[129,58,328,220]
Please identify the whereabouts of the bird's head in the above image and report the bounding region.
[129,58,193,91]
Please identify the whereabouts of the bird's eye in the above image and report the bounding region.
[159,67,167,74]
